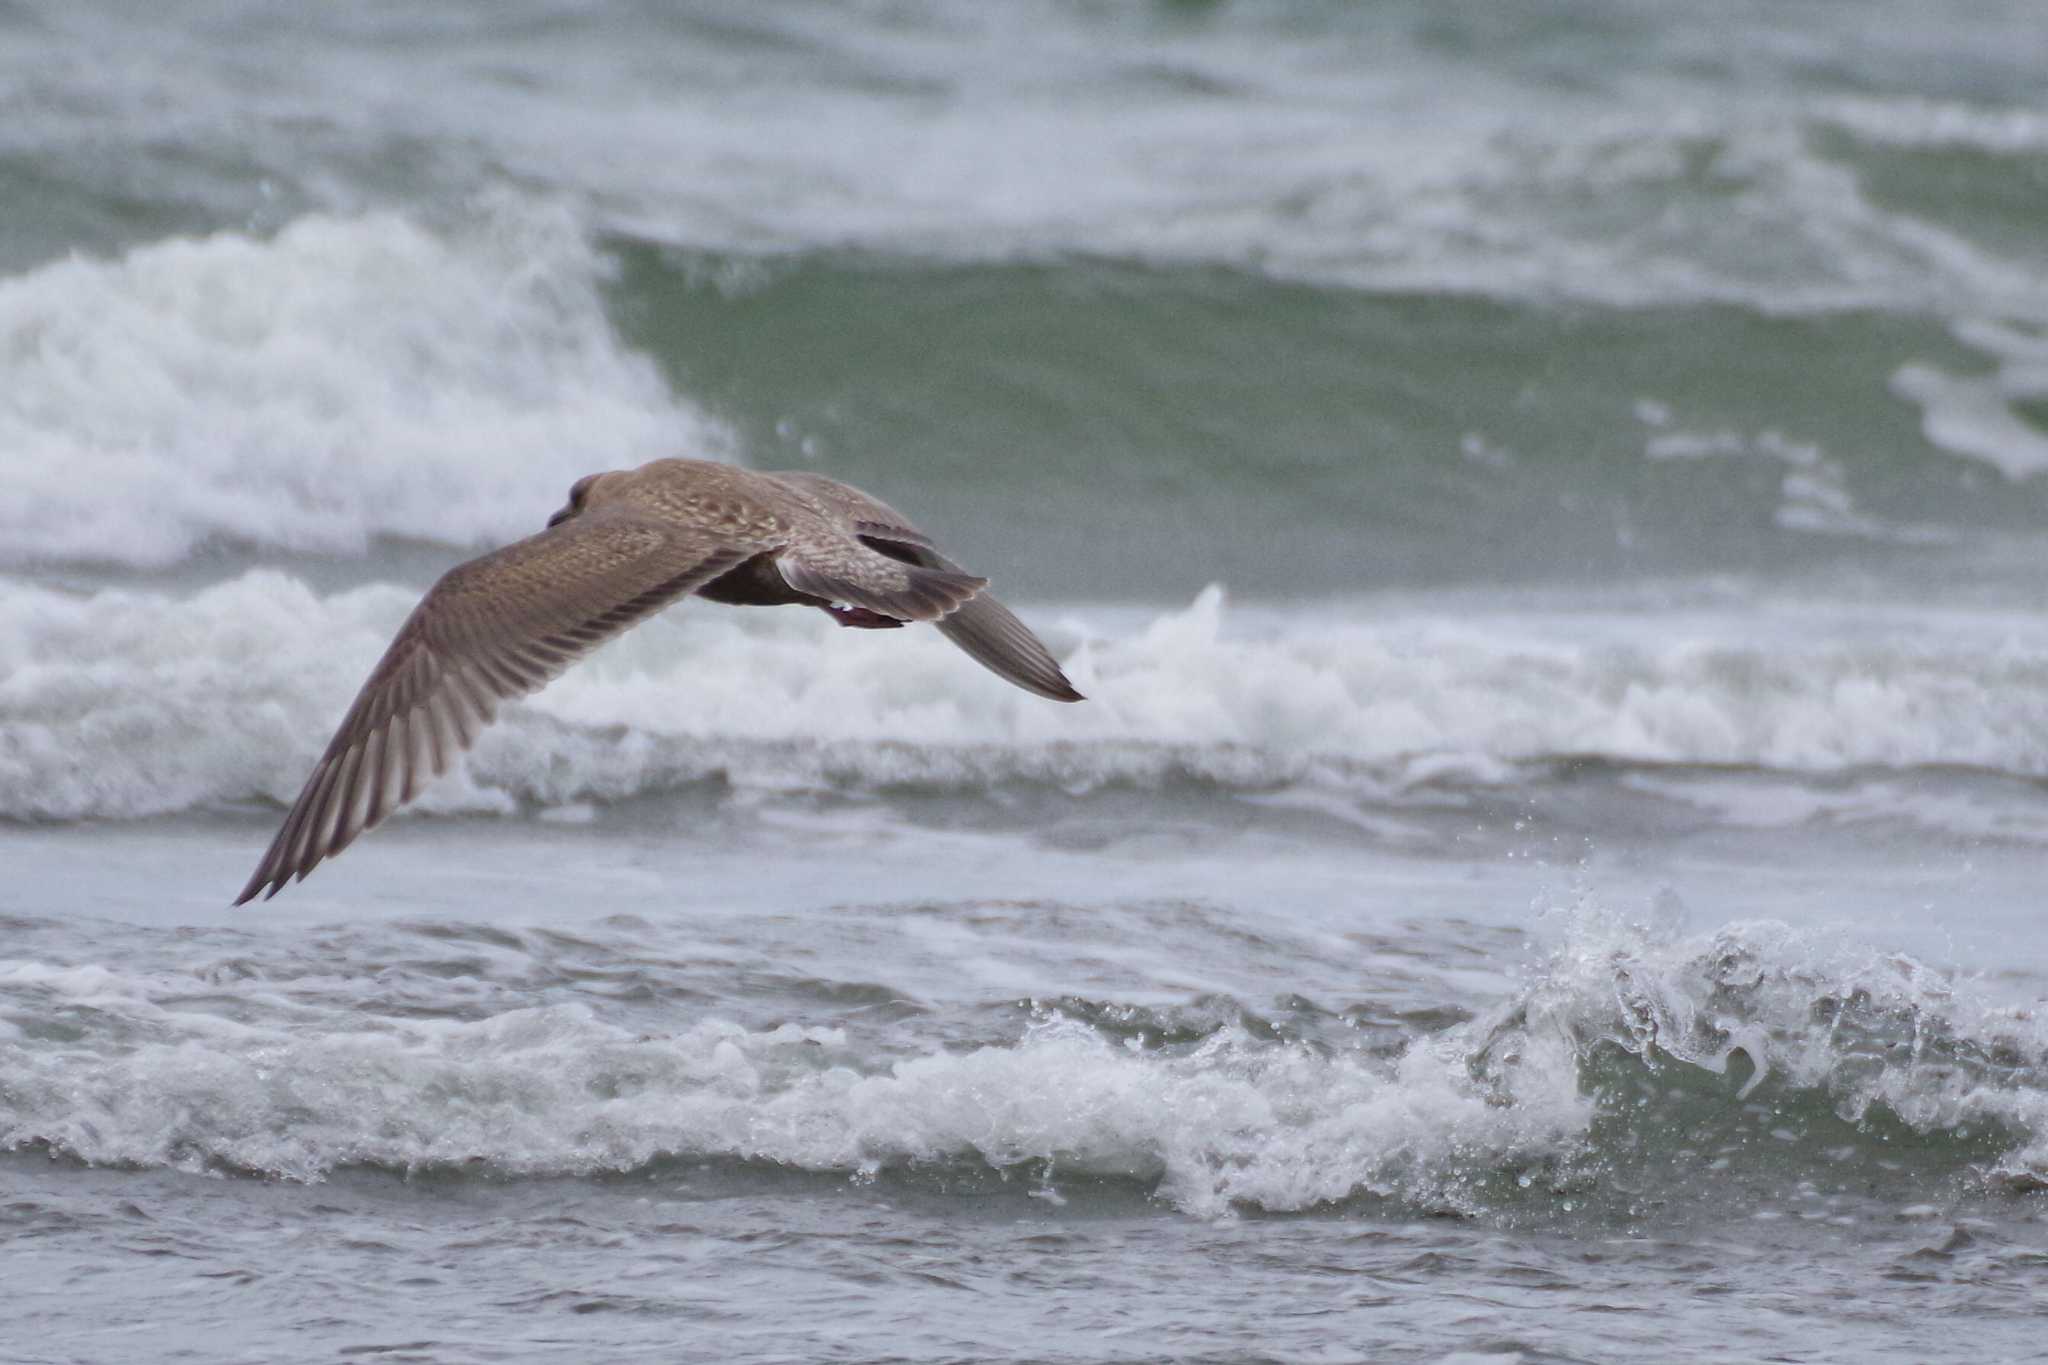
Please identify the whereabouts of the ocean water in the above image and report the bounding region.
[6,2,2048,1361]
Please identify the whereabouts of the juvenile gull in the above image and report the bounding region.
[234,458,1082,904]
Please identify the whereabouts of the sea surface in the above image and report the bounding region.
[5,2,2048,1361]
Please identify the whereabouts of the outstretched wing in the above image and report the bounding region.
[915,577,1083,702]
[763,470,932,548]
[765,470,1083,702]
[236,511,754,903]
[775,540,988,623]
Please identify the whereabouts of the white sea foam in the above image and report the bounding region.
[7,7,2045,320]
[1820,96,2048,155]
[0,202,724,568]
[0,973,1584,1216]
[2,914,2040,1212]
[588,90,2048,319]
[1493,907,2048,1187]
[1639,422,1947,543]
[11,573,2048,824]
[1891,318,2048,481]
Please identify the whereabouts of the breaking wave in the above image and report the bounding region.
[0,202,724,569]
[3,910,2042,1217]
[10,573,2048,826]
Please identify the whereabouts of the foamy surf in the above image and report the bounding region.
[2,912,2040,1217]
[11,573,2048,825]
[0,201,724,569]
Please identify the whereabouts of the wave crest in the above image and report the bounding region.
[0,203,723,569]
[12,576,2048,823]
[3,913,2042,1216]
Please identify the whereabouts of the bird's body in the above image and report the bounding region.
[234,458,1081,904]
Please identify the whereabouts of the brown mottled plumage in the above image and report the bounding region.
[234,458,1082,904]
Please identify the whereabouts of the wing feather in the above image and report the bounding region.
[762,470,933,549]
[762,468,1080,699]
[777,550,987,623]
[930,592,1084,702]
[762,472,980,619]
[235,511,752,904]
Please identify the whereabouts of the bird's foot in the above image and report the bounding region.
[823,603,906,629]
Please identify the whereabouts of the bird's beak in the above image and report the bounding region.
[546,506,572,528]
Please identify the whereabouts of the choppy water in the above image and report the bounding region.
[6,2,2048,1361]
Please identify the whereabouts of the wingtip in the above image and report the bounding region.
[1041,675,1085,703]
[230,874,276,907]
[1020,671,1084,703]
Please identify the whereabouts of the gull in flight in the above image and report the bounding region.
[235,458,1082,903]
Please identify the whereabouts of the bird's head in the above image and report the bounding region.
[545,472,619,528]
